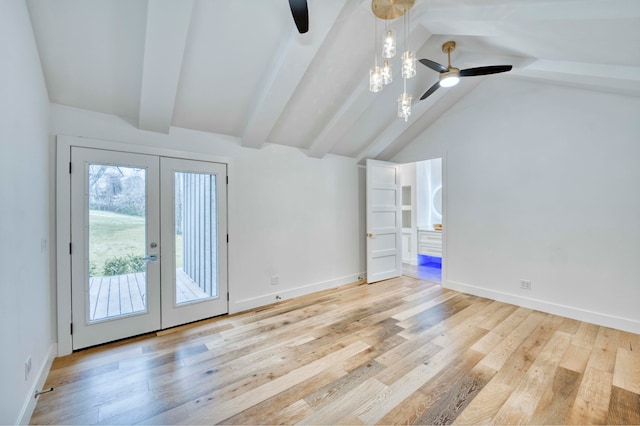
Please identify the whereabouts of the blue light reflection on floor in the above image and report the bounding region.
[403,255,442,283]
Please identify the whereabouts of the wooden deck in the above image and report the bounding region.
[89,269,209,321]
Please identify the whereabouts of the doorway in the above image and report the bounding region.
[399,158,443,283]
[69,147,227,349]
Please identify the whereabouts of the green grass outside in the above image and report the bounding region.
[89,210,182,276]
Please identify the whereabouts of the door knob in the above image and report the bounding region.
[367,233,376,238]
[143,254,158,262]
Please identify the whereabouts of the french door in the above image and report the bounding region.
[70,147,227,349]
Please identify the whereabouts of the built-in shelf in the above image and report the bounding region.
[402,185,411,206]
[401,185,412,228]
[402,210,411,228]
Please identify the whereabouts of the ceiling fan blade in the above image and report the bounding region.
[288,0,309,34]
[419,58,448,73]
[420,81,441,101]
[459,65,512,77]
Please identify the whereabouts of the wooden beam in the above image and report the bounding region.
[137,0,193,133]
[241,0,346,149]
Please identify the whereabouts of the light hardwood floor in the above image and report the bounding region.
[31,276,640,425]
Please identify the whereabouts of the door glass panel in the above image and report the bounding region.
[174,172,217,304]
[88,164,147,321]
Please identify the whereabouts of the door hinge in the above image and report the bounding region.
[226,176,228,185]
[69,242,72,254]
[69,162,72,174]
[226,234,229,243]
[227,293,229,301]
[70,323,73,335]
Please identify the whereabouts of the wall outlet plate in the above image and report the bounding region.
[271,275,279,286]
[520,279,532,290]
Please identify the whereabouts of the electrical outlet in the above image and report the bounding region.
[25,357,32,381]
[520,279,532,290]
[271,275,279,286]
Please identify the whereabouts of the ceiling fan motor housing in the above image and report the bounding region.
[439,68,460,87]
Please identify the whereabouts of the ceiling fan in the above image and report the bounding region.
[288,0,309,34]
[419,41,512,100]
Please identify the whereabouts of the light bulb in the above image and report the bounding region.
[369,66,383,92]
[439,76,460,87]
[382,60,392,85]
[401,51,416,79]
[439,69,461,87]
[398,92,412,122]
[382,30,396,59]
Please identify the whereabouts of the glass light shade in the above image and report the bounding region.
[382,30,396,59]
[401,50,417,79]
[382,60,392,85]
[369,66,383,92]
[397,92,412,122]
[440,75,460,87]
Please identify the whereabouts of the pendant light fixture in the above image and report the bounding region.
[382,60,393,85]
[369,0,416,121]
[400,7,416,79]
[382,21,396,59]
[369,17,383,92]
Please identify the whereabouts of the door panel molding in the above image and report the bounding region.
[366,159,402,283]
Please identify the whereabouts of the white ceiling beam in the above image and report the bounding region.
[307,85,373,158]
[511,68,640,98]
[137,0,193,133]
[422,0,640,25]
[418,0,640,36]
[241,0,347,149]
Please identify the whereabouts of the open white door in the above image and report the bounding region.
[366,159,402,283]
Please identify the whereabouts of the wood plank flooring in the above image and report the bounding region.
[31,276,640,425]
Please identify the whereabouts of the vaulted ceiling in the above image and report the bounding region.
[27,0,640,162]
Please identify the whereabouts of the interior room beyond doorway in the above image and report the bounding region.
[400,158,443,284]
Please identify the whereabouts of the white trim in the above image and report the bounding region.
[56,140,72,355]
[57,134,232,164]
[444,280,640,334]
[55,135,232,355]
[441,152,448,286]
[17,343,57,425]
[230,273,364,314]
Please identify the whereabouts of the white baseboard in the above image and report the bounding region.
[231,273,364,314]
[18,343,57,425]
[445,280,640,335]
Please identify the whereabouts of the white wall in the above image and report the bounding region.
[51,104,365,316]
[393,77,640,334]
[415,158,442,230]
[0,1,55,423]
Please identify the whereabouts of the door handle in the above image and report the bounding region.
[143,254,158,263]
[367,233,376,238]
